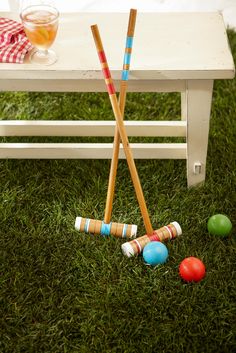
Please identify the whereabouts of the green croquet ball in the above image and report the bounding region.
[207,214,232,237]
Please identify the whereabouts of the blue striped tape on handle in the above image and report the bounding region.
[122,36,134,81]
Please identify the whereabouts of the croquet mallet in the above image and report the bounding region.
[90,23,154,236]
[75,9,139,238]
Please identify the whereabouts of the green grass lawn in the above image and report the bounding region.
[0,31,236,353]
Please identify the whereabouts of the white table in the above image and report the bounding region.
[0,12,235,186]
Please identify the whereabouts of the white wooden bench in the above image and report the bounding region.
[0,12,235,186]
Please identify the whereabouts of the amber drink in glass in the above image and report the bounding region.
[20,4,59,65]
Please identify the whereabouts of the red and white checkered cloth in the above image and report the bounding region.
[0,17,33,63]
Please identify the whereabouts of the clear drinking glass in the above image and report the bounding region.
[20,1,59,65]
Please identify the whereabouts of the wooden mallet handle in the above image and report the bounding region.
[104,9,137,224]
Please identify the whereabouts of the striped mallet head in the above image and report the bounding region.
[75,217,137,239]
[121,222,182,257]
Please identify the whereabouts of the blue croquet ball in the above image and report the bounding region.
[143,241,168,266]
[207,214,232,237]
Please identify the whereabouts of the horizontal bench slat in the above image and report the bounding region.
[0,143,187,159]
[0,120,186,137]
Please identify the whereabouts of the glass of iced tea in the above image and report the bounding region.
[20,2,59,65]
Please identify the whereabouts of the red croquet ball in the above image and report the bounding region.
[179,257,206,282]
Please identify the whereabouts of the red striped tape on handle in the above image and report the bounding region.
[91,25,116,95]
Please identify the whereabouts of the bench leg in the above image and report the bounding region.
[181,91,187,121]
[184,80,214,187]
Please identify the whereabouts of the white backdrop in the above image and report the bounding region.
[2,0,236,29]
